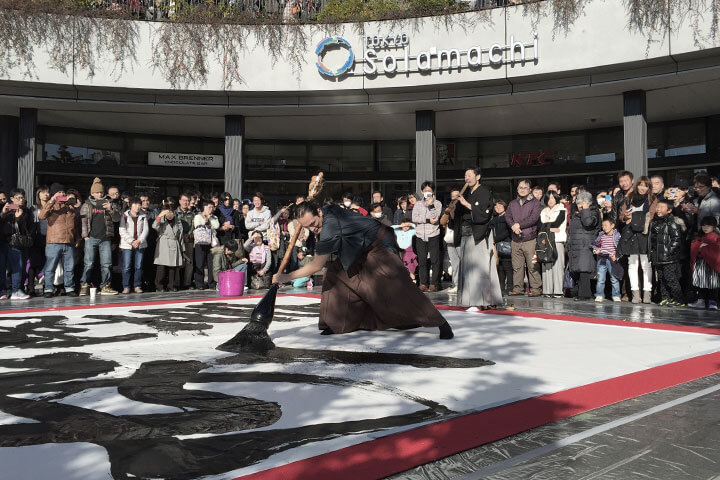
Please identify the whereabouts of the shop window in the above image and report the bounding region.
[41,129,121,166]
[648,120,706,159]
[309,143,373,173]
[586,129,623,163]
[246,142,307,171]
[511,133,585,168]
[478,137,512,169]
[437,139,477,170]
[378,141,413,172]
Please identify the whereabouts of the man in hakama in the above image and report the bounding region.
[273,202,454,339]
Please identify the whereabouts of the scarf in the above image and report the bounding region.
[219,204,235,226]
[631,193,647,208]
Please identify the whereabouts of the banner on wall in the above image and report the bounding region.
[148,152,223,168]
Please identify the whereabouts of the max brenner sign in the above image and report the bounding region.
[148,152,223,168]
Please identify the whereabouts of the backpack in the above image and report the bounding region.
[249,244,268,265]
[535,229,558,264]
[267,222,281,251]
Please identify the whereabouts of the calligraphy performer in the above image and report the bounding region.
[273,201,454,339]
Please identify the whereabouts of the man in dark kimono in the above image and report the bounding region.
[273,201,454,339]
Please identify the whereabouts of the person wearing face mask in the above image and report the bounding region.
[341,193,353,210]
[193,200,220,290]
[370,202,392,227]
[412,182,442,292]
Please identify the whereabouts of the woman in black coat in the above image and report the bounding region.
[617,176,655,303]
[567,191,601,300]
[215,192,244,245]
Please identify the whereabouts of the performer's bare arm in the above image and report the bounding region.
[272,254,330,284]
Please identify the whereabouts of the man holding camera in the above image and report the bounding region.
[79,177,121,296]
[38,183,80,297]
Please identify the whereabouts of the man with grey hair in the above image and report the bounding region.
[650,175,665,198]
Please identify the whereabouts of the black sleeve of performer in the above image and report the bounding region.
[315,204,385,271]
[466,186,494,243]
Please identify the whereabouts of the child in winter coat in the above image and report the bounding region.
[244,232,272,289]
[593,218,623,302]
[689,216,720,310]
[649,200,687,307]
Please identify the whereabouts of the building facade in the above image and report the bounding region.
[0,0,718,205]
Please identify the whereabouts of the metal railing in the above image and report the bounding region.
[95,0,530,21]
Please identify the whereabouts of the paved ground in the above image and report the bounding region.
[0,287,718,480]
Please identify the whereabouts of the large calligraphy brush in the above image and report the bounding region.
[219,172,324,354]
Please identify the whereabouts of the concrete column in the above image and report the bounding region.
[415,110,436,195]
[0,116,19,192]
[623,91,647,178]
[224,115,244,199]
[17,108,37,197]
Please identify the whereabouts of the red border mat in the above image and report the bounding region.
[235,350,720,480]
[2,294,719,479]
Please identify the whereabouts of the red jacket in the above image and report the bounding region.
[690,231,720,274]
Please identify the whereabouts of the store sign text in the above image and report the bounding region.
[148,152,223,168]
[316,32,538,78]
[364,32,538,76]
[510,151,553,167]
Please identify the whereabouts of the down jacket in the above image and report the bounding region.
[648,214,687,265]
[566,204,601,273]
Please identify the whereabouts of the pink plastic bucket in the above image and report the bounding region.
[218,270,245,297]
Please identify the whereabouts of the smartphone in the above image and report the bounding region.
[604,194,611,203]
[6,204,18,210]
[56,196,68,202]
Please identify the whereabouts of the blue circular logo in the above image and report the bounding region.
[316,37,354,77]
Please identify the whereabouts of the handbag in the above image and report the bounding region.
[496,240,512,258]
[267,222,281,251]
[10,221,33,249]
[193,224,212,245]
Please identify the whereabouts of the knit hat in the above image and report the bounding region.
[90,177,104,195]
[49,182,65,197]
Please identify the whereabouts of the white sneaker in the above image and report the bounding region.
[466,306,480,312]
[688,299,705,309]
[594,296,604,302]
[612,297,621,302]
[446,286,458,293]
[709,300,718,311]
[11,291,29,300]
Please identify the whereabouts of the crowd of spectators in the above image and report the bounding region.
[0,170,718,312]
[0,178,315,299]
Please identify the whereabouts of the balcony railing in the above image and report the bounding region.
[89,0,531,22]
